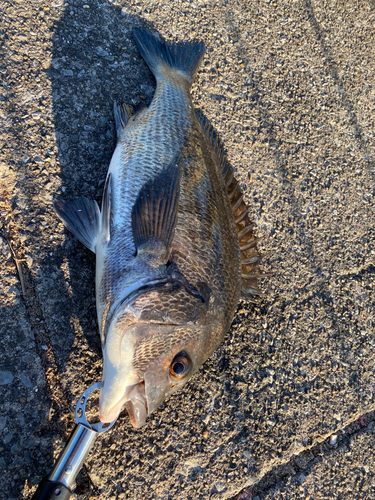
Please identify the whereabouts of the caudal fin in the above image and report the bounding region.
[133,28,205,84]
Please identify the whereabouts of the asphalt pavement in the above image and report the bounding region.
[1,0,375,499]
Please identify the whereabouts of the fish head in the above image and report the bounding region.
[99,318,211,428]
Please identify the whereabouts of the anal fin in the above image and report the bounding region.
[54,197,100,253]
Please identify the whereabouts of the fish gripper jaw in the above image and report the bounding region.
[31,382,118,499]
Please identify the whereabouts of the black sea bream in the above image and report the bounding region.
[54,28,261,428]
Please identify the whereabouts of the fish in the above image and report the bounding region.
[54,28,261,428]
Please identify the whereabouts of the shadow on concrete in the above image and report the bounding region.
[45,3,152,364]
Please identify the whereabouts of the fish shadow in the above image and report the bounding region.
[46,5,156,364]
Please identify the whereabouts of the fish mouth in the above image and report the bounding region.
[99,381,148,428]
[124,382,148,428]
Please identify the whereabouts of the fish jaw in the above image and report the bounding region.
[99,323,141,424]
[98,323,172,428]
[99,381,148,428]
[124,383,148,428]
[98,320,170,428]
[98,321,195,428]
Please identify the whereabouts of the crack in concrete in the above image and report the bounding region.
[0,183,94,497]
[233,410,375,499]
[1,184,71,426]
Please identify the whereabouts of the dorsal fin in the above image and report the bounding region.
[196,110,263,300]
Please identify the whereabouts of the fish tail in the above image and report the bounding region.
[133,28,205,84]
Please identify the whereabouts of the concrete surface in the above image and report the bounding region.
[251,412,375,500]
[0,232,52,499]
[1,0,374,499]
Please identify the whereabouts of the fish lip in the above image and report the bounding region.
[124,381,148,428]
[99,381,148,425]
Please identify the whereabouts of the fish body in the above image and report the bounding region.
[54,28,260,428]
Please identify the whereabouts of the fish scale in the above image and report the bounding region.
[96,84,193,337]
[54,28,261,428]
[100,90,189,283]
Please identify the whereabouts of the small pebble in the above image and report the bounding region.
[19,373,32,388]
[0,371,14,385]
[329,434,338,445]
[215,481,226,492]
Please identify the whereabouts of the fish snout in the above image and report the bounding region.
[98,381,128,423]
[99,406,120,424]
[99,381,148,428]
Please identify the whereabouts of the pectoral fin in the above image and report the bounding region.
[131,156,182,262]
[54,197,100,253]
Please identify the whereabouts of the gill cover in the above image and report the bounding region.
[99,320,206,428]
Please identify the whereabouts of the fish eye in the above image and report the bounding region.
[169,352,191,380]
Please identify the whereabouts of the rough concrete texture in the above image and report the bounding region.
[0,234,52,499]
[1,0,374,499]
[254,413,375,499]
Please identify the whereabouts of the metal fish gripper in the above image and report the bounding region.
[31,382,118,499]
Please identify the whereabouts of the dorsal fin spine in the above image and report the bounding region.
[232,194,244,213]
[195,109,263,299]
